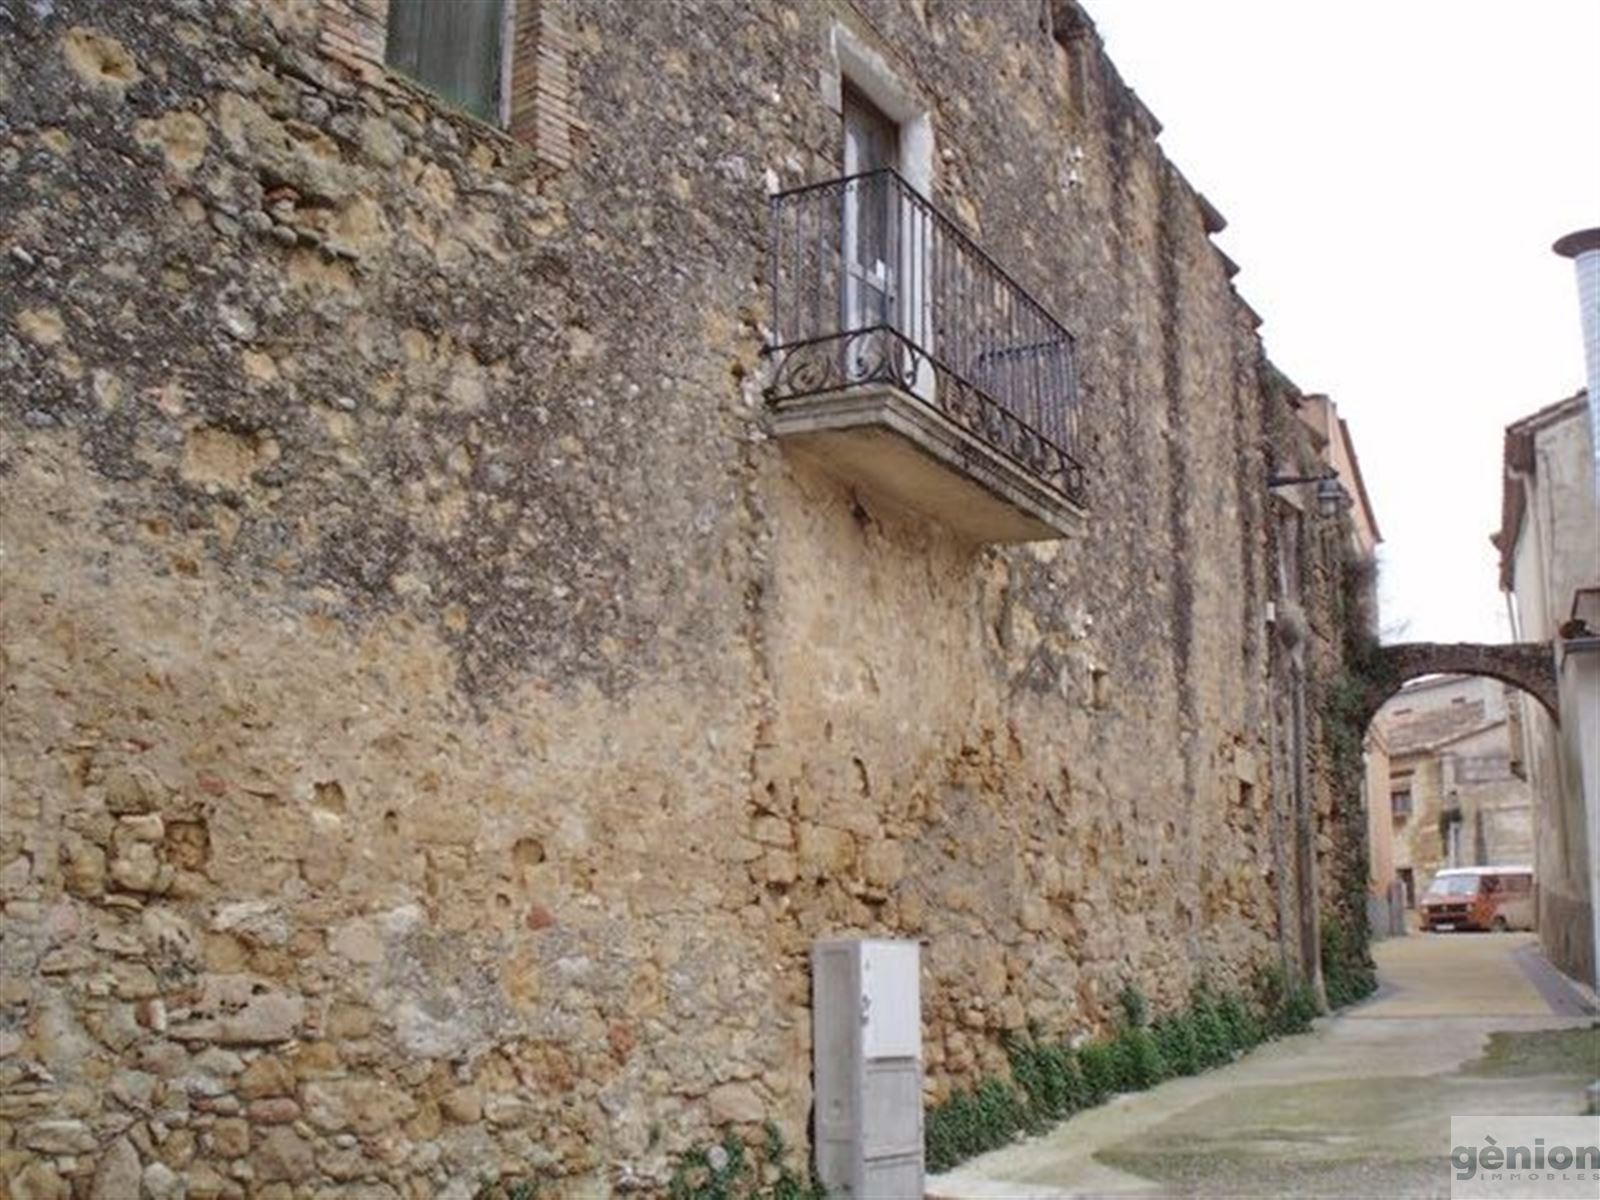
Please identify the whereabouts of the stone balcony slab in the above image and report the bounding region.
[768,383,1085,542]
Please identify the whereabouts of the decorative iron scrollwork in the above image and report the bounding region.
[764,168,1088,509]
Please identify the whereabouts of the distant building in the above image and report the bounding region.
[1379,675,1536,909]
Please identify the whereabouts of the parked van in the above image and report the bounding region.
[1419,866,1535,932]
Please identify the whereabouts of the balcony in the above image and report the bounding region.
[765,169,1085,541]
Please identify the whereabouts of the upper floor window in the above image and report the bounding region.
[385,0,507,123]
[1391,787,1413,819]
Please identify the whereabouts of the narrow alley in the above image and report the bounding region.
[930,934,1598,1199]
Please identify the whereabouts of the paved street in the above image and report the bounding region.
[929,933,1598,1199]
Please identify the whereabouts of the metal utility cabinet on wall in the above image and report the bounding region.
[812,938,924,1195]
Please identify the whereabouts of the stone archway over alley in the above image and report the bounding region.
[1357,641,1559,730]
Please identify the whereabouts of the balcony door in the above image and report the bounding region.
[842,86,899,336]
[841,86,932,399]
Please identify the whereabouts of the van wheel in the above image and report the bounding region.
[1491,916,1509,932]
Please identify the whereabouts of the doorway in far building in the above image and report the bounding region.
[1397,867,1416,910]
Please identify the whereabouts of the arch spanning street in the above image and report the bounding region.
[1356,641,1559,729]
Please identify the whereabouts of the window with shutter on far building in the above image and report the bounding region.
[385,0,507,123]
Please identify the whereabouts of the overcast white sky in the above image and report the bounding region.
[1087,0,1600,644]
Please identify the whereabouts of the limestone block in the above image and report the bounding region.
[707,1081,765,1124]
[211,1118,251,1158]
[317,1143,369,1181]
[23,1118,97,1154]
[360,117,405,168]
[168,975,305,1044]
[183,1162,234,1200]
[109,842,167,893]
[104,768,161,815]
[997,995,1026,1030]
[237,1054,292,1099]
[134,111,210,174]
[61,839,106,898]
[91,1005,146,1055]
[796,825,854,875]
[1038,857,1065,897]
[110,1069,158,1112]
[1019,896,1051,932]
[210,902,289,948]
[406,1097,444,1141]
[118,813,165,842]
[155,1126,197,1169]
[483,1093,536,1127]
[329,918,384,964]
[214,92,355,204]
[15,306,65,347]
[759,850,797,885]
[192,1046,246,1077]
[0,854,31,897]
[861,839,905,888]
[714,836,763,863]
[440,1085,483,1124]
[750,816,793,847]
[8,1161,70,1200]
[327,1002,375,1039]
[144,1161,183,1199]
[38,945,94,974]
[246,1098,301,1125]
[111,960,160,999]
[61,27,141,95]
[142,908,201,965]
[254,1126,315,1183]
[135,998,167,1034]
[89,1136,142,1200]
[303,1078,417,1135]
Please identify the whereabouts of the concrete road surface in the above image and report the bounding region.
[928,932,1597,1199]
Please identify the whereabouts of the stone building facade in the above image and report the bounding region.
[0,1,1374,1195]
[1380,674,1536,907]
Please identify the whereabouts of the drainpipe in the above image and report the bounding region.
[1292,665,1327,1008]
[1553,228,1600,499]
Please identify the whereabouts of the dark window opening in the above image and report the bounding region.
[385,0,506,123]
[1397,867,1416,908]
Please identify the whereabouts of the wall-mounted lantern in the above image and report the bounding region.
[1267,469,1351,518]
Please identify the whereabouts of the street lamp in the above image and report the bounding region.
[1267,470,1344,518]
[1267,469,1351,518]
[1315,476,1353,517]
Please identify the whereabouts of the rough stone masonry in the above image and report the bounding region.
[0,0,1369,1195]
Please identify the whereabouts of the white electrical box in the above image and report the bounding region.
[812,938,923,1196]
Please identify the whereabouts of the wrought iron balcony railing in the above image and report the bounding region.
[766,168,1085,508]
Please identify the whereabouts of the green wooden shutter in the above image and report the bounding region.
[385,0,505,123]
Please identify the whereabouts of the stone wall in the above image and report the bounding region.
[0,1,1364,1194]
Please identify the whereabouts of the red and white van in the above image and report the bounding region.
[1419,866,1535,932]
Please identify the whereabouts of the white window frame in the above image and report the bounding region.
[822,25,936,401]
